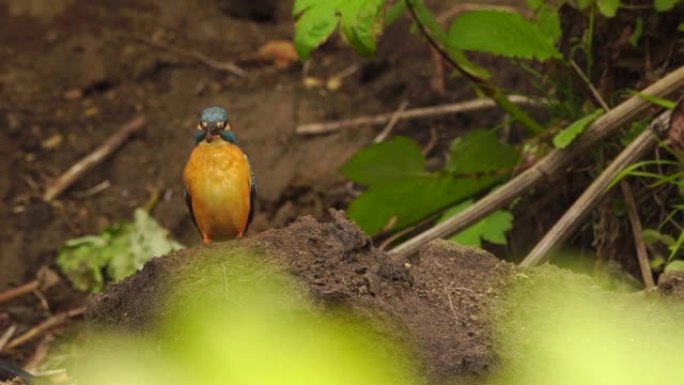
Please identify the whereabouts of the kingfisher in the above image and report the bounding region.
[183,107,256,243]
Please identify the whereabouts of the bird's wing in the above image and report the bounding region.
[184,184,201,236]
[245,155,256,233]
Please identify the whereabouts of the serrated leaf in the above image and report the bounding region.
[447,129,520,175]
[447,10,561,61]
[654,0,680,11]
[341,136,426,186]
[553,109,604,149]
[665,259,684,272]
[342,136,503,234]
[339,0,384,56]
[293,0,322,16]
[294,3,339,60]
[440,200,514,247]
[597,0,620,17]
[57,209,184,292]
[410,0,491,79]
[348,173,499,234]
[536,6,562,44]
[526,0,544,10]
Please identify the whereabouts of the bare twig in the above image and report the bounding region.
[4,306,86,351]
[72,180,112,199]
[378,223,418,251]
[374,100,410,143]
[129,36,248,78]
[43,116,145,202]
[0,325,16,351]
[391,65,684,259]
[436,3,525,22]
[520,112,671,267]
[0,281,39,304]
[620,181,656,289]
[570,60,610,111]
[297,96,537,135]
[0,267,60,304]
[405,0,544,134]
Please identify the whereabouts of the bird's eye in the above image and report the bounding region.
[201,122,208,128]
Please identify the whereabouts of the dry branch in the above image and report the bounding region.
[3,306,86,351]
[129,36,248,78]
[297,95,537,135]
[0,281,38,304]
[620,181,656,289]
[519,112,670,267]
[43,116,145,202]
[391,65,684,259]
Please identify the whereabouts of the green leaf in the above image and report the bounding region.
[294,2,339,60]
[385,1,407,25]
[341,136,427,186]
[665,259,684,272]
[526,0,544,10]
[632,91,678,109]
[642,228,666,246]
[668,230,684,261]
[410,0,491,79]
[447,129,520,175]
[553,109,604,149]
[440,200,514,247]
[293,0,386,59]
[654,0,680,11]
[577,0,593,9]
[629,17,643,47]
[536,6,562,44]
[339,0,385,57]
[293,0,320,16]
[342,135,505,235]
[597,0,620,17]
[447,10,562,61]
[57,209,184,292]
[348,174,499,234]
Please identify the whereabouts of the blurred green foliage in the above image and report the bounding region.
[57,208,183,292]
[494,266,684,385]
[69,254,421,385]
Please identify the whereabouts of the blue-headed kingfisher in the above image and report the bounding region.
[183,107,256,243]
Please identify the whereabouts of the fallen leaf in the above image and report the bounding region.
[259,40,300,69]
[41,133,63,149]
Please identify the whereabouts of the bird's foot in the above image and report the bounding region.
[237,231,244,238]
[202,233,211,244]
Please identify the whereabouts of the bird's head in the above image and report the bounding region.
[197,106,234,143]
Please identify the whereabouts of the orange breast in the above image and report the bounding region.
[183,140,252,241]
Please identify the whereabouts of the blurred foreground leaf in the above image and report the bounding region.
[70,255,419,385]
[57,208,183,292]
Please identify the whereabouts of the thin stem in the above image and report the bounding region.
[404,0,544,134]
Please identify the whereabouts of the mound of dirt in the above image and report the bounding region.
[88,210,516,383]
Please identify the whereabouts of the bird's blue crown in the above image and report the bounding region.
[200,106,229,123]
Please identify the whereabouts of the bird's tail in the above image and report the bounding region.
[0,359,33,384]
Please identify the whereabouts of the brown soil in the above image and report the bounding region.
[88,210,516,384]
